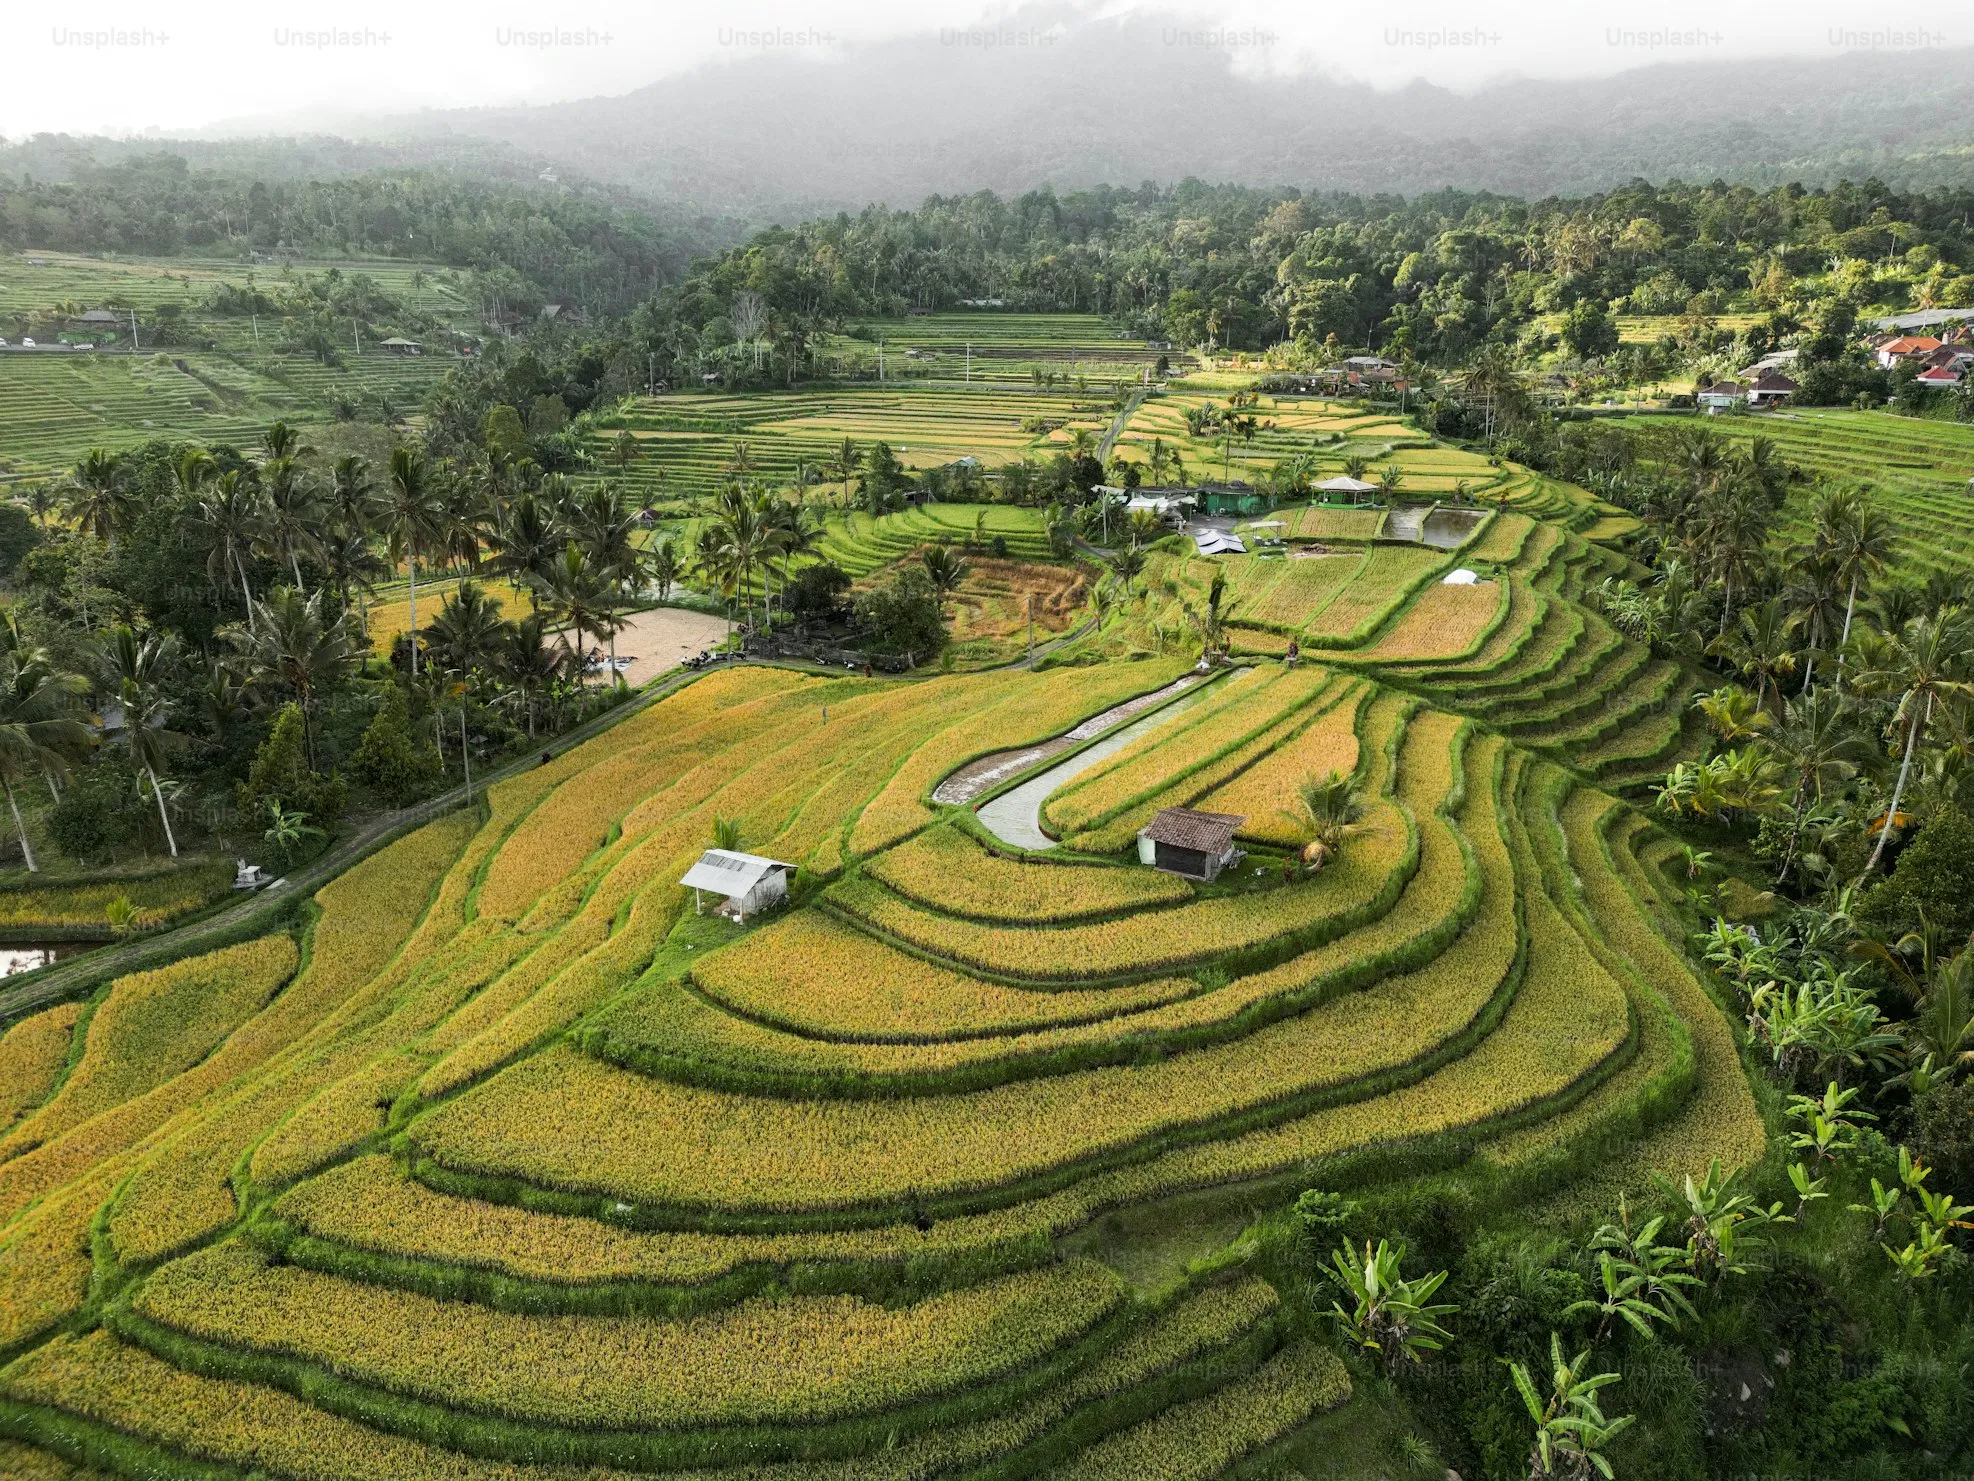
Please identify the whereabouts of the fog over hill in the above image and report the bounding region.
[272,13,1974,215]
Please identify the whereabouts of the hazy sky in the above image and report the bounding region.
[2,0,1962,138]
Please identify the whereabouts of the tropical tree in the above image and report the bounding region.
[648,539,683,601]
[486,490,560,611]
[187,469,267,610]
[1768,688,1872,882]
[63,449,131,544]
[1297,769,1366,866]
[383,447,444,675]
[0,651,92,870]
[1817,489,1893,666]
[223,586,360,769]
[500,615,566,738]
[257,457,326,589]
[99,625,189,857]
[920,545,969,616]
[423,580,510,678]
[539,542,624,677]
[327,454,379,538]
[1323,1239,1458,1376]
[1853,612,1972,878]
[1711,598,1798,714]
[1508,1334,1633,1480]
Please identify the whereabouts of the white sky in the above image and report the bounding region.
[1,0,1963,139]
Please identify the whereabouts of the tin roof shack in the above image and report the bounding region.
[1137,807,1245,882]
[680,849,795,921]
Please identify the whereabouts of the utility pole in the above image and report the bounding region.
[461,708,472,802]
[1027,593,1035,663]
[648,353,655,395]
[252,314,260,348]
[129,308,139,353]
[878,339,885,382]
[353,319,361,355]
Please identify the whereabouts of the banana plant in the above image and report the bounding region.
[1566,1197,1699,1341]
[1785,1081,1876,1166]
[1787,1162,1829,1221]
[1509,1332,1634,1480]
[1324,1239,1458,1376]
[1849,1176,1904,1238]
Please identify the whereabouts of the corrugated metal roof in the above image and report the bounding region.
[679,849,794,895]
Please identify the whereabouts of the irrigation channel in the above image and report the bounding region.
[968,674,1209,850]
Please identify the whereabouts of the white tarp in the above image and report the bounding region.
[1442,568,1480,585]
[1195,530,1247,555]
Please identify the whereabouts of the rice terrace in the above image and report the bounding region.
[7,50,1974,1481]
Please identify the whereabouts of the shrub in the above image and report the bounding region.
[48,756,151,860]
[1857,807,1974,944]
[349,686,441,806]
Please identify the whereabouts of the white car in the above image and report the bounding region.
[21,338,34,347]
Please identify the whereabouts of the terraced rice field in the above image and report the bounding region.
[0,564,1765,1477]
[821,313,1184,379]
[1631,409,1974,575]
[1111,390,1504,492]
[594,386,1114,504]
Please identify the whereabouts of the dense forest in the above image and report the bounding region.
[633,177,1974,388]
[0,146,731,318]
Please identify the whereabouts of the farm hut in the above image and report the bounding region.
[1137,808,1245,882]
[1696,382,1745,414]
[1313,475,1379,505]
[76,309,119,326]
[378,337,424,356]
[1194,529,1246,556]
[680,849,795,921]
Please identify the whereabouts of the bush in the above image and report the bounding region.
[237,704,346,834]
[48,757,152,861]
[0,501,40,577]
[1857,807,1974,944]
[787,561,852,621]
[854,567,947,666]
[350,687,442,806]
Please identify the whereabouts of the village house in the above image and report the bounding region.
[1745,372,1798,407]
[1696,381,1746,413]
[1137,808,1245,882]
[1876,336,1942,370]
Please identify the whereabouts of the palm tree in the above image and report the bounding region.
[1711,598,1798,714]
[830,437,860,500]
[1818,491,1893,669]
[648,539,683,601]
[1784,555,1845,691]
[223,586,360,769]
[1769,687,1871,883]
[260,421,312,463]
[383,447,444,675]
[1298,768,1366,865]
[327,454,379,539]
[423,579,511,679]
[500,614,565,738]
[539,542,624,678]
[570,483,643,589]
[486,490,560,611]
[26,482,57,532]
[921,545,969,616]
[321,526,390,631]
[0,652,92,871]
[258,457,326,589]
[63,449,130,544]
[171,445,216,505]
[706,493,770,633]
[100,624,189,857]
[186,469,267,610]
[1855,613,1973,879]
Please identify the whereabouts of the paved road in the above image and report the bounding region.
[0,667,703,1027]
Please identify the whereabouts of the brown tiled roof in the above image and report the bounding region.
[1141,807,1244,853]
[1749,373,1798,392]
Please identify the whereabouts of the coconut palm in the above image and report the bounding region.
[0,651,92,871]
[259,421,312,464]
[500,614,566,738]
[1710,598,1798,714]
[1854,612,1974,879]
[327,455,379,540]
[920,544,969,617]
[569,483,643,588]
[186,469,267,610]
[1817,490,1893,668]
[223,586,361,770]
[257,457,326,589]
[422,580,511,678]
[99,624,189,857]
[1768,688,1871,883]
[647,539,683,602]
[486,490,560,612]
[1298,768,1366,865]
[321,526,390,630]
[383,447,445,675]
[538,541,625,678]
[63,449,131,544]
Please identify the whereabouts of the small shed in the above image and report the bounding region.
[1313,475,1379,504]
[1194,529,1246,556]
[378,337,424,356]
[680,849,795,921]
[1138,808,1245,882]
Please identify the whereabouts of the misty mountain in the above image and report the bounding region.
[307,13,1974,218]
